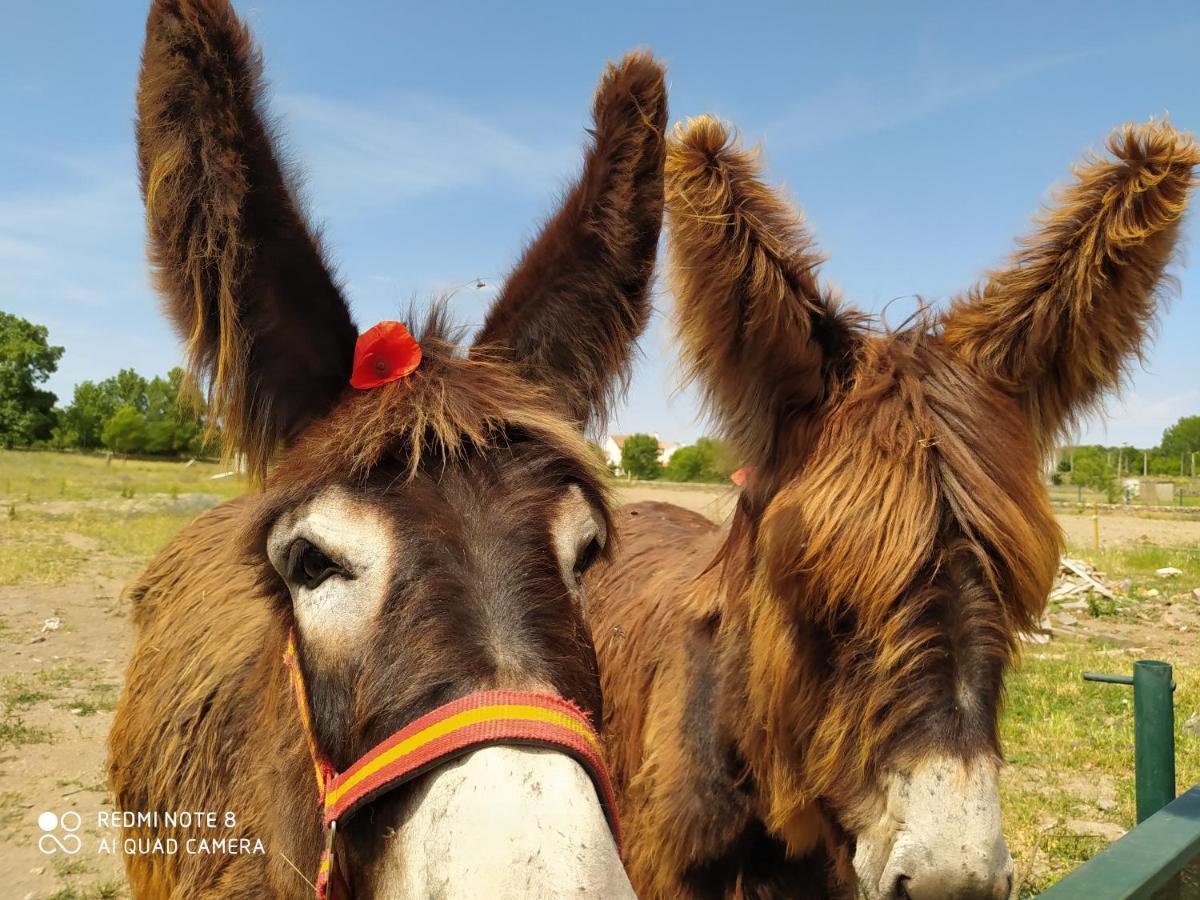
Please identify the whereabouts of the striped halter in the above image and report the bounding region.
[282,631,621,899]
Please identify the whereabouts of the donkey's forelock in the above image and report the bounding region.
[762,327,1057,640]
[244,307,614,542]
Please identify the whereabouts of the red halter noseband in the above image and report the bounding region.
[283,631,621,899]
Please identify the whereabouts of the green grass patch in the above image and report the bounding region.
[0,713,51,747]
[36,663,98,691]
[1085,593,1119,617]
[2,675,51,709]
[53,857,90,878]
[4,666,118,720]
[46,883,127,900]
[0,449,246,504]
[0,507,227,584]
[1079,543,1200,581]
[0,449,247,584]
[90,882,126,900]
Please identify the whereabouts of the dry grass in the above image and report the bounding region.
[0,450,247,502]
[0,450,247,585]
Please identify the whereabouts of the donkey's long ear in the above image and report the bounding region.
[942,122,1199,451]
[473,52,666,429]
[138,0,357,481]
[666,116,860,481]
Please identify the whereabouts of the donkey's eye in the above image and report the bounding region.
[572,537,604,584]
[286,539,344,590]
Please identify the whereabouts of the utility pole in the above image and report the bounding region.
[1143,450,1148,477]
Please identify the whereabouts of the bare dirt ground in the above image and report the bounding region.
[1,480,1197,897]
[1056,511,1200,548]
[616,482,1200,547]
[1,567,139,899]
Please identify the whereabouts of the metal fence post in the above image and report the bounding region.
[1133,660,1176,823]
[1082,659,1176,823]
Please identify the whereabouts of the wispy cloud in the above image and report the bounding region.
[278,92,575,219]
[763,48,1096,154]
[0,162,145,311]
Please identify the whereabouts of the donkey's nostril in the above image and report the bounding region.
[892,874,913,899]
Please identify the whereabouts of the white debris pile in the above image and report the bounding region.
[1049,557,1117,604]
[1021,558,1118,645]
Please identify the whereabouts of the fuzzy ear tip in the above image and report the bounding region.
[1108,120,1200,169]
[145,0,246,44]
[594,50,667,125]
[670,115,735,160]
[608,49,666,91]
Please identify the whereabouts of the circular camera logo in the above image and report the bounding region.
[38,811,82,855]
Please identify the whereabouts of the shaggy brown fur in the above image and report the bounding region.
[110,2,666,896]
[588,117,1199,898]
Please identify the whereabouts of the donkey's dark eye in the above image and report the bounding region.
[286,539,343,590]
[573,537,603,584]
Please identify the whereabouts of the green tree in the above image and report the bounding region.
[1161,416,1200,456]
[1069,445,1116,497]
[1160,416,1200,475]
[143,367,201,455]
[621,433,662,480]
[59,379,119,449]
[0,311,63,448]
[103,368,149,413]
[102,405,148,455]
[664,438,737,483]
[59,366,211,455]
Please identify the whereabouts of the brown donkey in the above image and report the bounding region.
[108,1,666,896]
[589,116,1199,899]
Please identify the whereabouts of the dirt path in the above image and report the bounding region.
[1056,512,1200,548]
[614,482,737,522]
[615,483,1200,547]
[1,564,140,899]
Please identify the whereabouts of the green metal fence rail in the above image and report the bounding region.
[1037,786,1200,899]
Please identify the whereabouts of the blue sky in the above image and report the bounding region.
[3,1,1198,449]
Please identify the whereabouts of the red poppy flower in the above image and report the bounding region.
[349,321,422,389]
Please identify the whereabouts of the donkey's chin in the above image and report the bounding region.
[851,756,1013,900]
[368,746,635,899]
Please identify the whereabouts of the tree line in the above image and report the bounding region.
[0,310,216,456]
[615,434,738,483]
[1055,418,1200,502]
